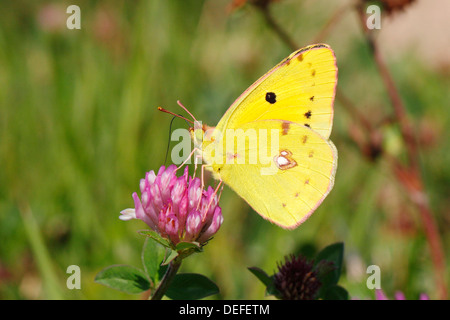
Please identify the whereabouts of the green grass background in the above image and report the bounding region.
[0,0,448,299]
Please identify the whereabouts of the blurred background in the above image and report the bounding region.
[0,0,449,299]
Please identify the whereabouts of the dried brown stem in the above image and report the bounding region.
[256,2,298,51]
[312,4,349,44]
[355,2,447,299]
[336,90,374,134]
[254,0,447,299]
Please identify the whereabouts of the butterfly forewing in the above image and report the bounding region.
[216,44,337,140]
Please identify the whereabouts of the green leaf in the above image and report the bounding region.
[248,267,272,287]
[138,229,171,248]
[247,267,279,297]
[175,241,201,251]
[165,273,219,300]
[158,263,169,283]
[162,249,179,266]
[321,285,349,300]
[94,265,150,294]
[265,281,280,297]
[141,238,167,286]
[314,260,337,288]
[314,242,344,286]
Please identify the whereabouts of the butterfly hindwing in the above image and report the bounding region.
[210,120,337,229]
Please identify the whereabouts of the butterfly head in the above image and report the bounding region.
[189,122,216,149]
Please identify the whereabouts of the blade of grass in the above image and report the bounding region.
[19,202,64,299]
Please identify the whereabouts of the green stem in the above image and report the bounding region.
[150,256,182,300]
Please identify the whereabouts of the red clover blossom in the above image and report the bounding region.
[120,165,223,246]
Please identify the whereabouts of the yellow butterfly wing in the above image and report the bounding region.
[206,120,337,229]
[215,44,337,140]
[198,44,338,229]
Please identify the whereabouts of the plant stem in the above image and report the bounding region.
[355,2,447,299]
[312,4,349,43]
[256,3,298,51]
[255,0,448,299]
[150,256,182,300]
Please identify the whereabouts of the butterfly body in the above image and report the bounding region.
[192,44,338,229]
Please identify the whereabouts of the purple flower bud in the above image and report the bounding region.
[165,214,180,245]
[158,204,169,238]
[197,206,223,244]
[187,177,202,213]
[177,194,189,231]
[200,186,218,224]
[375,289,430,300]
[375,289,388,300]
[146,170,157,184]
[171,176,188,214]
[159,165,177,203]
[121,165,223,246]
[419,293,430,300]
[132,192,157,231]
[273,255,321,300]
[149,182,163,212]
[394,291,406,300]
[184,210,202,242]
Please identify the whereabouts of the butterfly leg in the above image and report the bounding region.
[195,163,222,213]
[175,147,201,172]
[192,151,203,179]
[200,163,207,191]
[196,163,211,211]
[198,168,223,215]
[205,178,223,215]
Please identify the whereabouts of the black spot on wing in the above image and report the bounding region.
[304,110,312,119]
[265,92,276,104]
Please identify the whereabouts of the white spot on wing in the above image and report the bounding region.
[276,156,290,167]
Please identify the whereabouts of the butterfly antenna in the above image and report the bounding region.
[177,100,197,122]
[158,107,194,125]
[159,105,194,165]
[163,116,178,165]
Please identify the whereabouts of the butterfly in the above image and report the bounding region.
[186,44,338,229]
